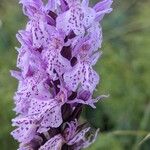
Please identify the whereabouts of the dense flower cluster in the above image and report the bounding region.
[11,0,112,149]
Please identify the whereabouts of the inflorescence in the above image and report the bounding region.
[11,0,113,149]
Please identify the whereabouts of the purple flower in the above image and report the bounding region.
[11,0,113,149]
[29,120,99,150]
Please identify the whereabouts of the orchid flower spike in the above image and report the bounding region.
[11,0,113,149]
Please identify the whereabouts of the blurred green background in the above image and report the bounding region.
[0,0,150,149]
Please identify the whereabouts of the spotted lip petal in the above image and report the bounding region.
[40,104,63,128]
[56,0,96,35]
[39,134,64,150]
[64,61,99,93]
[28,97,64,128]
[11,116,38,143]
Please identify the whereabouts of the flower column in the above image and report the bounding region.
[11,0,113,149]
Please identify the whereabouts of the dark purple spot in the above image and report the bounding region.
[69,104,83,121]
[71,57,77,67]
[36,46,43,53]
[48,11,58,20]
[68,92,77,100]
[61,46,72,60]
[64,30,76,42]
[53,79,60,94]
[62,144,72,150]
[61,104,72,121]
